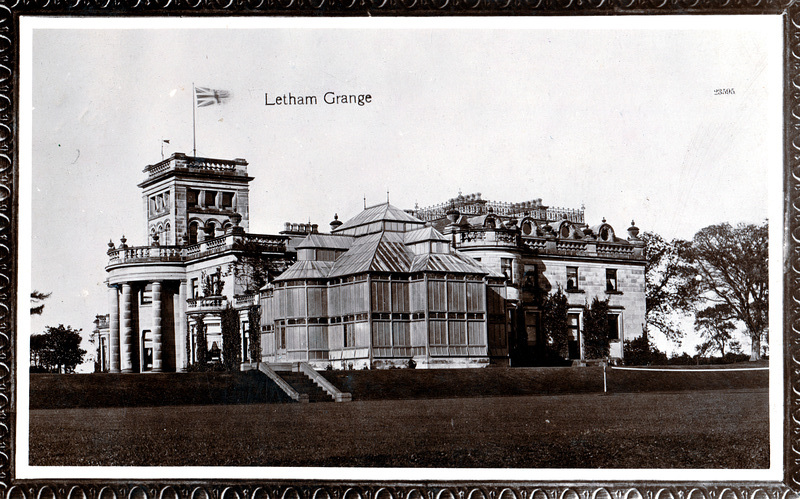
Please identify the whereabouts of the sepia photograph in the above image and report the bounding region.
[17,16,783,482]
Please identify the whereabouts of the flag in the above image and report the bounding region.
[163,139,170,144]
[195,87,231,107]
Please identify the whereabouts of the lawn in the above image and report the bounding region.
[29,365,768,408]
[29,388,768,468]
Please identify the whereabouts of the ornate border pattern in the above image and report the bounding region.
[2,1,796,498]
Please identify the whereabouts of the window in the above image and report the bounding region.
[522,221,533,235]
[188,222,199,244]
[141,330,153,371]
[567,312,581,359]
[606,269,618,292]
[278,325,286,350]
[241,322,249,361]
[221,192,234,209]
[524,311,540,346]
[187,189,199,208]
[190,278,199,299]
[607,313,620,340]
[204,191,217,208]
[501,258,513,281]
[523,264,538,290]
[343,323,355,348]
[566,267,579,291]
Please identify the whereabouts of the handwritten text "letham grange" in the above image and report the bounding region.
[265,92,373,107]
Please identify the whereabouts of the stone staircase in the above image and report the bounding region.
[242,362,351,403]
[279,371,334,402]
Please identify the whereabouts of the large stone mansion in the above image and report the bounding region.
[95,153,645,373]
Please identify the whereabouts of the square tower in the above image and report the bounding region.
[138,153,253,246]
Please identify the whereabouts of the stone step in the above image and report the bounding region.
[279,372,333,402]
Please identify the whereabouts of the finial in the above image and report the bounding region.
[108,239,115,249]
[330,213,343,230]
[602,217,606,223]
[364,195,366,209]
[627,220,640,240]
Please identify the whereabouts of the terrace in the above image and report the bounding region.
[106,232,289,270]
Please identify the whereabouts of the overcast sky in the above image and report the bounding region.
[23,17,781,357]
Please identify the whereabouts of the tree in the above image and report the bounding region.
[30,333,50,371]
[541,286,569,359]
[30,290,51,316]
[583,297,610,359]
[247,305,262,363]
[220,304,241,371]
[685,222,768,361]
[36,325,86,373]
[232,239,293,293]
[623,326,668,365]
[641,232,695,345]
[694,304,736,357]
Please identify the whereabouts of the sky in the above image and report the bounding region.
[24,17,782,361]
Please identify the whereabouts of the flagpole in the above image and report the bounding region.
[192,83,197,157]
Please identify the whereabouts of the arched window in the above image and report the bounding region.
[150,226,156,245]
[206,221,217,238]
[164,222,171,245]
[188,221,199,245]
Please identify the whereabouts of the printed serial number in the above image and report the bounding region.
[714,88,735,95]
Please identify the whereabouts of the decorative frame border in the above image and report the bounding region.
[1,2,795,499]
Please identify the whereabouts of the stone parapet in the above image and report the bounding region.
[106,233,289,270]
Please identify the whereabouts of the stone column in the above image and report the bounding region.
[108,285,120,373]
[151,280,163,372]
[121,283,134,373]
[176,280,188,371]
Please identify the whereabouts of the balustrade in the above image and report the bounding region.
[187,296,227,310]
[235,293,258,306]
[107,232,290,269]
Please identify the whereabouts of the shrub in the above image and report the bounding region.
[247,305,261,363]
[542,287,569,359]
[624,329,667,365]
[194,315,208,367]
[583,297,610,359]
[221,304,241,372]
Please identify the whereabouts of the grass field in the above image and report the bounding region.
[29,388,768,468]
[29,364,769,408]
